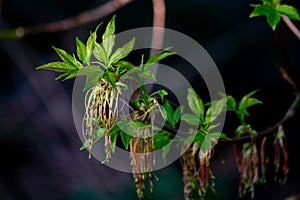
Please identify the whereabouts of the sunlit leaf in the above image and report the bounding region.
[102,16,116,58]
[104,71,118,87]
[250,4,275,18]
[205,99,225,124]
[145,47,176,70]
[108,124,120,154]
[120,131,132,150]
[77,65,104,91]
[173,107,182,124]
[139,70,157,81]
[76,37,87,63]
[239,90,263,115]
[162,101,175,126]
[250,4,280,30]
[153,130,172,150]
[226,95,236,111]
[182,114,199,125]
[187,88,204,118]
[267,9,281,30]
[276,5,300,20]
[52,46,81,68]
[79,127,105,150]
[110,37,135,64]
[36,62,75,72]
[94,43,107,65]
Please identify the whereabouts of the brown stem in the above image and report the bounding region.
[281,15,300,40]
[0,0,135,39]
[278,65,298,91]
[219,93,300,144]
[150,0,166,56]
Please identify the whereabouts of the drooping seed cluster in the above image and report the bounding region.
[182,144,215,200]
[233,125,289,199]
[83,79,120,161]
[130,128,155,199]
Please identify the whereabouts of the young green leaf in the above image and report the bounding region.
[120,131,132,150]
[94,43,107,65]
[108,124,120,154]
[36,62,75,72]
[110,131,118,154]
[109,37,135,64]
[200,138,212,153]
[182,114,199,126]
[276,5,300,20]
[138,70,157,81]
[226,95,236,111]
[187,88,204,118]
[238,90,263,115]
[205,99,225,124]
[162,101,175,126]
[250,4,281,30]
[250,4,275,18]
[145,47,176,70]
[115,60,135,71]
[103,71,118,87]
[191,131,206,144]
[55,70,79,81]
[150,89,168,102]
[76,37,87,63]
[77,65,104,91]
[86,23,102,64]
[173,107,181,124]
[52,47,81,68]
[208,132,230,141]
[102,15,116,58]
[267,9,281,30]
[153,130,173,150]
[80,127,105,150]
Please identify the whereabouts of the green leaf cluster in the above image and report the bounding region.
[182,88,229,152]
[250,0,300,30]
[37,16,175,92]
[224,90,262,137]
[162,101,181,127]
[224,90,262,126]
[37,15,176,158]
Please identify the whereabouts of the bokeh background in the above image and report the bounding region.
[0,0,300,199]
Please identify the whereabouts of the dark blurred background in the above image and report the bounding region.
[0,0,300,199]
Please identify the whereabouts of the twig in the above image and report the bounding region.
[0,0,135,39]
[150,0,165,56]
[281,15,300,40]
[278,65,298,91]
[221,62,300,144]
[160,92,299,145]
[219,93,300,144]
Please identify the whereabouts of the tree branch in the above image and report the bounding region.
[219,65,300,144]
[219,93,300,144]
[150,0,166,56]
[0,0,135,39]
[281,15,300,40]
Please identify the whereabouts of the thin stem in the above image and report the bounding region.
[219,93,300,144]
[0,0,135,39]
[281,15,300,40]
[150,0,166,56]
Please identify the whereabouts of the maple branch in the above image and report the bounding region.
[281,15,300,40]
[0,0,135,39]
[219,66,300,144]
[150,0,166,56]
